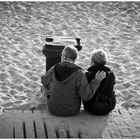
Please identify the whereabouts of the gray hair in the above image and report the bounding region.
[91,49,108,66]
[63,46,78,61]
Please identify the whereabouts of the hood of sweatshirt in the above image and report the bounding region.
[88,65,111,75]
[54,62,81,81]
[86,65,112,84]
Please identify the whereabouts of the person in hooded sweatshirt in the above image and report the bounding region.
[83,49,116,115]
[41,45,106,117]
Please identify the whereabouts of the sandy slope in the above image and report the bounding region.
[0,2,140,110]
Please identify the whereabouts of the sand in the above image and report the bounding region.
[0,2,140,111]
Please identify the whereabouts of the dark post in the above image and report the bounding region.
[42,37,82,72]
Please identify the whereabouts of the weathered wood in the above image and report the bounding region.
[95,114,109,138]
[22,111,35,138]
[0,117,13,138]
[31,110,46,138]
[103,108,133,138]
[63,125,79,138]
[0,107,140,138]
[103,109,122,138]
[54,125,68,138]
[124,108,140,138]
[43,121,57,138]
[42,109,107,138]
[13,119,24,138]
[11,110,24,138]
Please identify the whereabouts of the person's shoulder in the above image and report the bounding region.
[46,65,55,75]
[76,68,86,77]
[108,68,115,77]
[106,67,116,84]
[104,65,114,75]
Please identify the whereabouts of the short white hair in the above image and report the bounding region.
[63,45,78,61]
[91,49,108,65]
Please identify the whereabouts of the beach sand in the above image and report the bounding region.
[0,2,140,111]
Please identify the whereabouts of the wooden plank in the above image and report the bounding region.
[42,111,79,138]
[42,110,58,138]
[112,108,133,138]
[72,112,104,138]
[94,114,109,138]
[43,121,57,138]
[13,119,24,138]
[0,110,13,138]
[118,107,139,138]
[11,110,24,138]
[42,110,107,138]
[124,108,140,138]
[0,110,24,138]
[22,111,35,138]
[0,117,13,138]
[32,110,46,138]
[102,108,129,138]
[54,125,68,138]
[102,116,117,138]
[0,107,139,138]
[63,125,79,138]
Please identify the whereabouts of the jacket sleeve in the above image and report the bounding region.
[41,66,54,87]
[76,69,101,101]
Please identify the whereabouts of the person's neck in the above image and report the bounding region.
[63,59,75,64]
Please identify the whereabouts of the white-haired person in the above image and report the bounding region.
[83,49,116,115]
[41,46,106,116]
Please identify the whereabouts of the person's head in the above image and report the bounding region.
[91,49,108,66]
[61,45,78,62]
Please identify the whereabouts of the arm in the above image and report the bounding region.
[41,66,54,87]
[76,69,101,101]
[41,66,54,97]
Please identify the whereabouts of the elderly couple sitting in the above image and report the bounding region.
[41,45,116,116]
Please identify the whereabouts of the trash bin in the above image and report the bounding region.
[42,37,82,72]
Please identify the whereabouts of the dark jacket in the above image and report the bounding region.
[83,65,116,115]
[41,62,101,116]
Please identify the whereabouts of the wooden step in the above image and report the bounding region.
[0,106,140,138]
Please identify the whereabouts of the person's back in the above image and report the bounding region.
[85,65,116,100]
[83,49,116,115]
[47,62,82,116]
[41,46,106,116]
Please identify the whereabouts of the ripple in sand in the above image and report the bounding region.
[2,102,15,108]
[30,76,39,81]
[0,2,140,110]
[14,95,27,100]
[121,90,135,100]
[0,85,9,91]
[9,89,18,95]
[1,96,11,101]
[0,72,9,81]
[130,78,140,85]
[115,84,128,91]
[14,85,24,92]
[6,66,20,77]
[22,64,31,70]
[132,69,140,78]
[23,80,32,88]
[123,82,132,89]
[10,75,25,86]
[107,61,121,69]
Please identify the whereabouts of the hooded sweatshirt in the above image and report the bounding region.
[85,65,116,99]
[83,65,116,114]
[41,62,101,116]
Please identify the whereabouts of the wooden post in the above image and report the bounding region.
[42,37,82,72]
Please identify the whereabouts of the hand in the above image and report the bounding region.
[95,71,106,81]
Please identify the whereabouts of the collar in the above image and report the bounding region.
[63,60,75,64]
